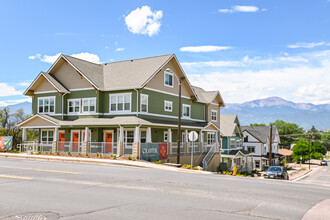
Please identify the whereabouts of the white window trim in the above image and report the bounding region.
[211,110,217,122]
[82,97,97,113]
[164,69,174,88]
[37,96,56,115]
[140,94,148,113]
[109,93,132,113]
[164,100,173,112]
[70,130,81,143]
[182,104,191,118]
[164,131,168,142]
[67,98,81,115]
[40,129,54,143]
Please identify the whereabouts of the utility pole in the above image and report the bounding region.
[177,77,183,164]
[269,125,273,166]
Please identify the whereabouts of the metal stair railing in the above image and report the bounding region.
[194,145,209,165]
[202,143,217,170]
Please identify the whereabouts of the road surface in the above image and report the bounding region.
[0,157,329,220]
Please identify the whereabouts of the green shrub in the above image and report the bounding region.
[68,151,71,156]
[37,151,41,155]
[45,152,48,155]
[85,152,88,157]
[132,157,136,161]
[128,156,132,160]
[56,151,60,155]
[217,163,228,173]
[113,155,117,159]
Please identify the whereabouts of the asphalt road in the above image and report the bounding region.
[297,163,330,188]
[0,157,329,220]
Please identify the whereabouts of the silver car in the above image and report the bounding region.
[320,160,328,166]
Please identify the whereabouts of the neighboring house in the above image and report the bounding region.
[18,54,225,169]
[241,126,283,171]
[220,115,252,171]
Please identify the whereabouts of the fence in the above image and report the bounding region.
[88,142,117,154]
[56,142,82,153]
[17,141,38,153]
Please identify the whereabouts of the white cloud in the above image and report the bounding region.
[0,97,32,107]
[179,46,232,52]
[124,5,163,37]
[288,42,328,49]
[29,52,101,64]
[115,48,125,52]
[0,83,23,97]
[184,50,330,104]
[219,5,260,13]
[16,81,32,87]
[182,60,242,67]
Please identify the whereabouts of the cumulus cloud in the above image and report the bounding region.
[219,5,260,13]
[28,52,101,64]
[0,83,23,97]
[179,46,232,52]
[184,50,330,104]
[288,42,329,49]
[124,5,163,37]
[115,48,125,52]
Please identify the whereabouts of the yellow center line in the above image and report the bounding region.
[0,174,33,180]
[0,166,80,174]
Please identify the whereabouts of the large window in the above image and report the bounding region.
[140,94,148,113]
[247,146,255,153]
[164,70,173,87]
[182,104,191,118]
[68,99,81,114]
[110,93,131,112]
[82,98,96,113]
[164,100,173,112]
[255,160,260,169]
[41,130,54,143]
[38,97,55,114]
[211,110,217,121]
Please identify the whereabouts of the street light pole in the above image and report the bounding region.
[177,77,183,164]
[269,125,273,166]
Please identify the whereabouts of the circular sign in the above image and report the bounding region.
[188,131,198,142]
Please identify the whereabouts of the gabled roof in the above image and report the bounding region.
[24,71,70,95]
[102,54,173,90]
[220,114,242,137]
[192,86,225,106]
[241,126,279,144]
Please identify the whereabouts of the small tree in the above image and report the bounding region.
[292,140,309,163]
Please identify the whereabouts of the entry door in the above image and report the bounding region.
[72,132,79,152]
[105,132,113,153]
[59,132,65,151]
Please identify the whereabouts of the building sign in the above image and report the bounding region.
[159,143,168,160]
[141,143,159,161]
[0,136,13,151]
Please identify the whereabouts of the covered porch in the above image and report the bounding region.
[221,149,254,173]
[17,114,221,160]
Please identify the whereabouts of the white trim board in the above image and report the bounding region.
[143,87,191,99]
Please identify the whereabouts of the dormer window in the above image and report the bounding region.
[164,69,173,87]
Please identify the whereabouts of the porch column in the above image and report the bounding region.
[185,130,189,154]
[199,130,203,152]
[133,126,140,158]
[117,126,124,156]
[22,128,27,142]
[168,128,172,155]
[52,127,58,154]
[82,127,89,155]
[146,127,152,143]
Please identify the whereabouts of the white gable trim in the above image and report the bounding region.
[24,72,62,95]
[17,114,60,128]
[47,54,100,90]
[203,122,220,131]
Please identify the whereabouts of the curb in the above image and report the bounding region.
[291,168,318,181]
[0,153,211,174]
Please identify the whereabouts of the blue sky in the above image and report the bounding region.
[1,0,330,106]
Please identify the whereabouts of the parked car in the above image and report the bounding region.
[264,166,289,180]
[320,160,328,166]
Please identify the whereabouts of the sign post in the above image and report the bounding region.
[188,131,198,169]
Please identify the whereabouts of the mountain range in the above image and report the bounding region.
[1,97,329,130]
[222,97,330,130]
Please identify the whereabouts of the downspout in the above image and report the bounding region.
[61,93,67,120]
[134,88,139,117]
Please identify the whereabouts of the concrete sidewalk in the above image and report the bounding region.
[0,153,212,174]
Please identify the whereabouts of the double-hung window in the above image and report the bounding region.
[82,98,96,113]
[41,130,54,144]
[247,146,255,153]
[68,99,81,114]
[110,93,131,112]
[38,97,55,114]
[140,94,148,113]
[164,70,173,87]
[164,100,172,112]
[211,110,217,121]
[182,104,191,118]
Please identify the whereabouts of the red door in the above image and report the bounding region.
[72,132,79,152]
[59,132,65,151]
[105,132,113,153]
